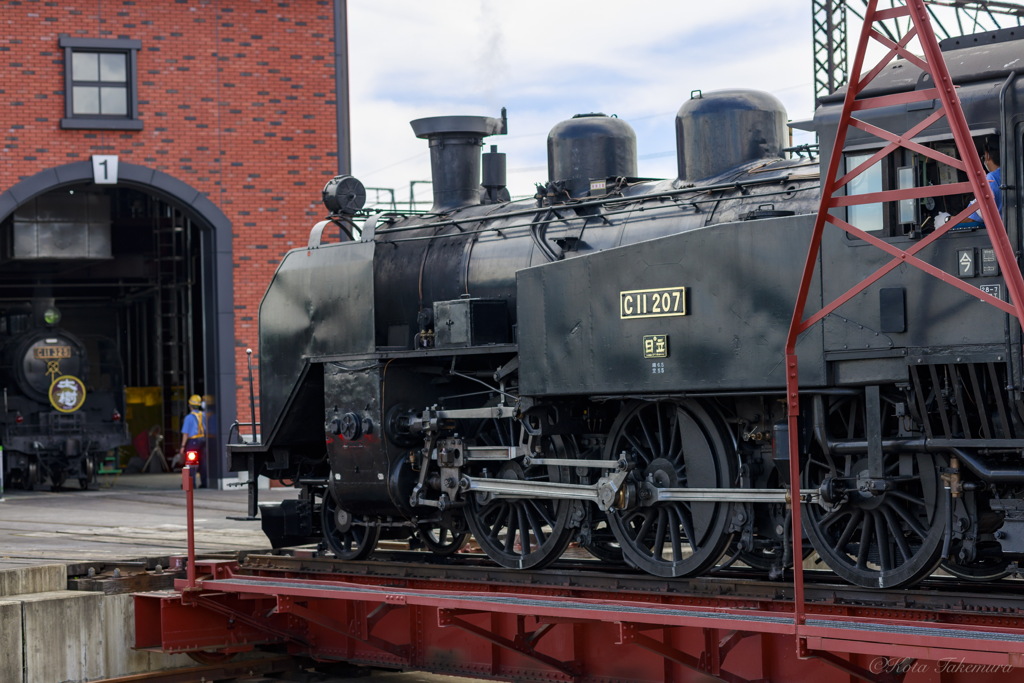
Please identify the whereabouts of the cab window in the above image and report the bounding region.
[844,137,983,239]
[846,152,885,234]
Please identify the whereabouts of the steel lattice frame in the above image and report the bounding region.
[788,0,1024,655]
[813,0,1024,104]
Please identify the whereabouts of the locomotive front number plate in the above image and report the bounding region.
[34,345,72,360]
[620,287,687,319]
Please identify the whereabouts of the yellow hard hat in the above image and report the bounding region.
[188,394,202,407]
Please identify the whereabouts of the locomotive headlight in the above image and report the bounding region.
[322,174,366,215]
[42,306,61,326]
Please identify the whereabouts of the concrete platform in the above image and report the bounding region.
[0,474,472,682]
[0,472,291,570]
[0,471,293,682]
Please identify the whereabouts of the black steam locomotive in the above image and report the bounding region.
[232,27,1022,589]
[1,301,129,490]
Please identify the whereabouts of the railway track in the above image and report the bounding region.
[228,547,1024,622]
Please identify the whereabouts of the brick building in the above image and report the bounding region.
[0,0,345,486]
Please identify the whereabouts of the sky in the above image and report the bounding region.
[344,0,817,208]
[341,1,1020,209]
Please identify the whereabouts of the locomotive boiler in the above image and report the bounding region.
[1,300,129,490]
[233,27,1023,590]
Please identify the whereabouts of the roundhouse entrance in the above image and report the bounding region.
[0,160,234,487]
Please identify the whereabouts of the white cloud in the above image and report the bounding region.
[345,0,814,204]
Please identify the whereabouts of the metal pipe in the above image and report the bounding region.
[247,348,258,443]
[183,465,196,589]
[997,72,1016,194]
[951,447,1024,482]
[374,180,820,238]
[333,0,351,175]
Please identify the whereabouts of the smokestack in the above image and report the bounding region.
[410,111,507,213]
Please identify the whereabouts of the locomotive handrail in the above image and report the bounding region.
[225,419,261,446]
[368,172,821,240]
[364,186,820,246]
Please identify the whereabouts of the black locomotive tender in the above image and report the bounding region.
[1,301,128,490]
[233,29,1023,589]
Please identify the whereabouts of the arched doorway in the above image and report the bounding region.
[0,160,234,487]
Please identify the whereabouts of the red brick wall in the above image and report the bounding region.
[0,0,339,419]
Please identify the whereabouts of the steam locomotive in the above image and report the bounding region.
[1,301,129,490]
[232,27,1022,589]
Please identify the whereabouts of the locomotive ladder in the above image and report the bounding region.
[784,0,1024,659]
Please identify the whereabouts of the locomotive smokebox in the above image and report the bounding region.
[676,89,787,181]
[547,113,637,198]
[410,113,507,213]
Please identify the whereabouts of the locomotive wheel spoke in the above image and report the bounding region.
[887,499,929,540]
[624,432,651,466]
[652,508,668,559]
[831,509,863,555]
[632,510,656,547]
[676,502,698,550]
[527,498,556,528]
[882,506,913,562]
[886,488,927,508]
[874,512,892,571]
[856,517,872,569]
[466,428,576,570]
[524,504,547,546]
[669,506,684,561]
[606,400,734,578]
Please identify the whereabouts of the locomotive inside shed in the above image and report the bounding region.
[0,185,215,489]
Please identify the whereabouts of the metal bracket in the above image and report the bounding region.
[438,608,580,679]
[616,623,756,683]
[188,593,311,649]
[274,595,410,660]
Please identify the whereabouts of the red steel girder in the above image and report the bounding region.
[134,560,1024,682]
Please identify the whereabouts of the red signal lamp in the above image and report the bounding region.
[185,449,200,465]
[15,412,23,424]
[112,410,122,422]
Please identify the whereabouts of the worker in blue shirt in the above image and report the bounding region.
[968,139,1002,223]
[176,394,207,484]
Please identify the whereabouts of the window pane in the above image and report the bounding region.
[847,153,885,233]
[73,86,100,115]
[72,52,99,81]
[897,166,915,224]
[100,86,127,115]
[99,53,126,82]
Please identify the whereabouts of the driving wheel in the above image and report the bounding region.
[604,400,736,578]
